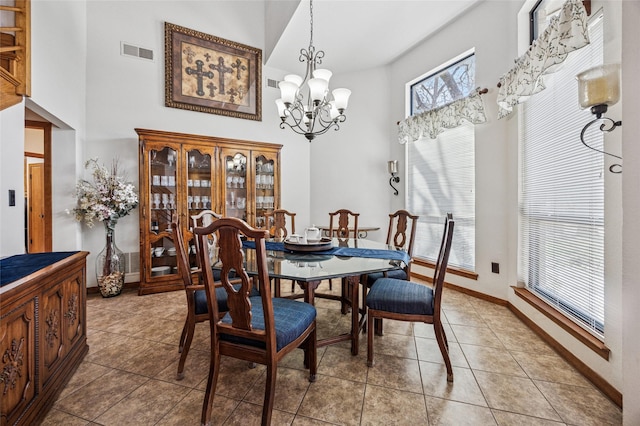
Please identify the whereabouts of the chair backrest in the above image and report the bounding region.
[432,213,454,319]
[386,210,419,276]
[171,217,196,289]
[194,218,274,345]
[264,209,296,240]
[191,210,222,269]
[328,209,360,239]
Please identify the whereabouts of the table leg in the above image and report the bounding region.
[300,280,322,306]
[347,275,360,356]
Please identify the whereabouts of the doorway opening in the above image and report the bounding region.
[24,120,52,253]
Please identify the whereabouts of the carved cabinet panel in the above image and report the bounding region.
[0,299,36,426]
[40,268,85,386]
[0,251,88,426]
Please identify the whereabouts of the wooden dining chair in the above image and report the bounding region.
[328,208,360,239]
[190,210,222,271]
[365,213,454,382]
[328,209,360,311]
[264,208,296,240]
[172,213,245,380]
[195,217,317,426]
[362,210,419,335]
[264,209,298,297]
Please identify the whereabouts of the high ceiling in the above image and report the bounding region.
[265,0,483,76]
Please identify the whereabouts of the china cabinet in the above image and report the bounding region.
[136,128,282,295]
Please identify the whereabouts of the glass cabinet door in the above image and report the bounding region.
[186,148,213,217]
[254,154,276,230]
[223,151,248,221]
[149,146,178,276]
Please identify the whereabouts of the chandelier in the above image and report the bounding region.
[275,0,351,141]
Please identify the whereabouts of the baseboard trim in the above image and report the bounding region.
[86,281,139,294]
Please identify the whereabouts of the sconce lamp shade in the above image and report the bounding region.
[576,64,620,109]
[388,160,398,175]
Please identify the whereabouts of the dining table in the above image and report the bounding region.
[238,237,409,355]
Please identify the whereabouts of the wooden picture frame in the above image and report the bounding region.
[165,22,262,121]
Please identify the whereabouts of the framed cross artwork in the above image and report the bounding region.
[164,22,262,121]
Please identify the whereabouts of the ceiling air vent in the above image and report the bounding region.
[121,42,154,62]
[267,78,280,89]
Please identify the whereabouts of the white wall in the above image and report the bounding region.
[0,103,26,256]
[621,1,640,423]
[81,1,311,285]
[309,66,392,240]
[389,1,521,299]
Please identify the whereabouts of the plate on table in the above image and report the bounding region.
[284,237,334,253]
[151,266,171,276]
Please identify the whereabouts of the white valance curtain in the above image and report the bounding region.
[496,0,590,118]
[398,89,487,144]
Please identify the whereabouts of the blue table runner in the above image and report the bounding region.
[242,241,410,265]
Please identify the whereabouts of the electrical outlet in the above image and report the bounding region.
[491,262,500,274]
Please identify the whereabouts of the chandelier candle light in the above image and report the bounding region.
[275,0,351,141]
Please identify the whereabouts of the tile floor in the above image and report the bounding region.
[42,280,622,425]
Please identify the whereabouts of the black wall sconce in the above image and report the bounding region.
[576,64,622,173]
[388,160,400,195]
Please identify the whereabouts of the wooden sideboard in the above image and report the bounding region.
[0,251,89,426]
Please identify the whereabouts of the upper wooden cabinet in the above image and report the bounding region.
[136,128,282,295]
[0,0,30,111]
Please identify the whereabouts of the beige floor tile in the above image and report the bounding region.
[57,360,112,400]
[366,353,423,393]
[510,350,592,387]
[154,347,210,388]
[317,346,368,383]
[425,396,497,425]
[473,371,562,421]
[535,380,622,425]
[460,344,527,377]
[53,287,620,424]
[414,321,456,341]
[157,389,238,426]
[420,361,487,406]
[93,379,187,425]
[54,369,149,420]
[243,367,314,414]
[39,408,90,425]
[442,308,487,327]
[197,356,266,400]
[368,332,417,360]
[361,384,428,425]
[450,324,505,349]
[492,409,567,425]
[415,336,468,368]
[298,375,365,425]
[224,400,295,425]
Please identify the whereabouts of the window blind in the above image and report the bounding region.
[520,13,604,336]
[407,123,475,270]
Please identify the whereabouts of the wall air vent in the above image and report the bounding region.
[121,42,154,62]
[267,78,281,89]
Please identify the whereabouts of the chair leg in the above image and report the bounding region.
[434,322,453,382]
[367,311,375,367]
[374,318,384,336]
[178,318,188,353]
[262,361,277,426]
[274,278,281,298]
[308,326,317,382]
[177,318,195,380]
[200,348,221,426]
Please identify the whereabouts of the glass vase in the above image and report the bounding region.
[96,218,126,297]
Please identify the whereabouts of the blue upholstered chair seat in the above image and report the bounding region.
[366,269,408,287]
[221,296,316,351]
[366,277,434,316]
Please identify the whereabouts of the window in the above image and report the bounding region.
[406,52,476,271]
[520,12,604,336]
